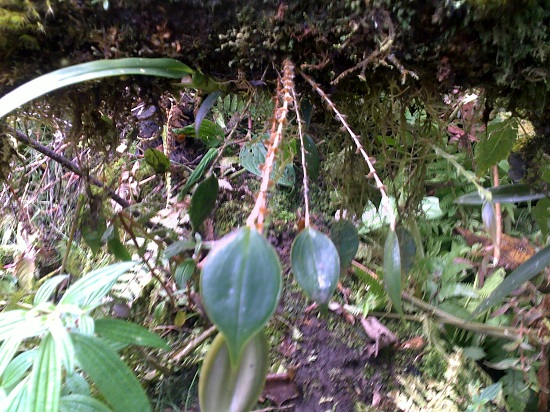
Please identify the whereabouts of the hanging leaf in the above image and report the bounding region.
[199,331,269,412]
[472,244,550,316]
[482,201,497,244]
[330,220,359,269]
[173,259,196,289]
[1,349,35,391]
[72,333,151,412]
[172,119,224,148]
[301,134,320,181]
[396,227,416,275]
[0,336,22,381]
[107,237,132,261]
[475,117,518,177]
[28,333,61,412]
[189,174,219,232]
[533,198,550,238]
[179,147,218,197]
[455,184,546,205]
[201,227,281,365]
[144,148,170,174]
[291,227,340,306]
[94,318,170,350]
[80,207,107,256]
[383,229,403,315]
[195,91,222,139]
[239,141,295,187]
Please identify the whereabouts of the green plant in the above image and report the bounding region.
[0,261,169,411]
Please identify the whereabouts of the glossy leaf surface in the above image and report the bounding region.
[199,331,269,412]
[330,220,359,269]
[201,227,281,365]
[383,229,403,315]
[189,174,219,232]
[291,227,340,306]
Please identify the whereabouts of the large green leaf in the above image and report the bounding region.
[291,227,340,306]
[0,310,48,342]
[330,220,359,269]
[1,349,35,391]
[28,334,61,412]
[0,336,22,381]
[0,58,193,119]
[200,227,282,366]
[49,318,75,373]
[94,318,170,350]
[59,261,137,311]
[475,117,517,177]
[71,333,151,412]
[4,377,29,412]
[189,174,219,232]
[455,184,546,205]
[472,244,550,316]
[533,197,550,238]
[60,394,112,412]
[383,229,403,315]
[195,91,222,139]
[301,134,320,181]
[199,331,269,412]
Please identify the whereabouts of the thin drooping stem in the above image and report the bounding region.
[299,70,396,230]
[246,59,294,232]
[290,87,310,227]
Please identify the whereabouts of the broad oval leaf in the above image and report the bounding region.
[383,229,403,315]
[291,227,340,306]
[60,262,137,311]
[201,227,281,366]
[472,244,550,316]
[71,332,151,412]
[28,333,61,412]
[455,184,547,205]
[174,258,196,289]
[199,331,269,412]
[475,117,517,177]
[239,140,295,187]
[189,174,219,232]
[34,275,69,306]
[330,220,359,269]
[94,318,170,350]
[144,148,170,174]
[173,119,224,147]
[60,394,112,412]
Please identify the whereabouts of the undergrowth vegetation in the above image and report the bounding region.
[0,52,549,412]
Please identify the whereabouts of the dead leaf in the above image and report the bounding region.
[360,316,397,358]
[261,370,300,407]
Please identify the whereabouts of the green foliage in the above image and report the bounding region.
[189,174,219,232]
[239,138,295,187]
[0,262,168,411]
[291,227,341,307]
[475,117,518,177]
[330,219,359,269]
[144,148,170,174]
[383,229,403,315]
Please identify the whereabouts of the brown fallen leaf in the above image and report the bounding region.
[399,336,426,350]
[261,370,300,407]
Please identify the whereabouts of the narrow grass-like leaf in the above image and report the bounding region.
[28,333,61,412]
[472,244,550,316]
[34,275,69,306]
[60,394,112,412]
[291,227,341,306]
[72,332,151,412]
[455,184,546,205]
[49,318,75,372]
[179,147,218,197]
[0,336,21,379]
[1,349,35,390]
[59,262,137,311]
[189,174,219,232]
[195,91,221,139]
[201,227,282,366]
[199,331,269,412]
[0,58,193,119]
[94,318,170,350]
[330,220,359,269]
[383,229,403,315]
[482,201,497,244]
